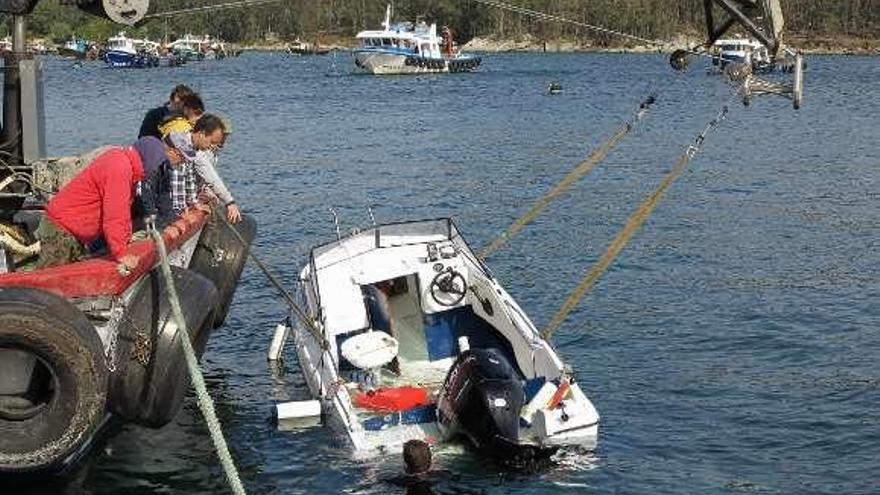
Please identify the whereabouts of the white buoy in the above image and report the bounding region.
[268,322,290,361]
[276,400,321,429]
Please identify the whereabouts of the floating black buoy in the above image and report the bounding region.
[669,49,690,71]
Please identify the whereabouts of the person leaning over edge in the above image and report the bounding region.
[34,136,182,271]
[138,84,195,139]
[166,114,241,223]
[192,116,241,223]
[157,92,204,136]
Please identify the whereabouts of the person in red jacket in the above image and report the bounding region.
[34,136,185,270]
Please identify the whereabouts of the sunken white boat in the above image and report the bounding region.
[289,218,598,461]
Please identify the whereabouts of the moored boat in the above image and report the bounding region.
[286,37,330,56]
[0,175,256,474]
[710,37,775,73]
[57,37,88,59]
[167,34,206,61]
[354,4,481,75]
[285,218,598,463]
[0,6,257,474]
[103,32,158,68]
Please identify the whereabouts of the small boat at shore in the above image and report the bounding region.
[286,37,331,56]
[354,4,481,75]
[58,37,88,59]
[285,218,598,463]
[710,38,774,73]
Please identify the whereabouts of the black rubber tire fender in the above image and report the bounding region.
[0,287,107,473]
[188,211,257,327]
[109,266,218,428]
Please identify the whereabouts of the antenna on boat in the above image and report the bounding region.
[366,206,376,226]
[382,3,392,31]
[328,207,342,241]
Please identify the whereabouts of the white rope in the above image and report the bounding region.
[148,224,247,495]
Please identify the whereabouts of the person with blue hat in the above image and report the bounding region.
[35,136,185,270]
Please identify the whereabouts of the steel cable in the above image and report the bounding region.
[479,94,657,260]
[540,105,729,340]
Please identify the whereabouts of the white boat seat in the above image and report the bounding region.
[340,331,399,370]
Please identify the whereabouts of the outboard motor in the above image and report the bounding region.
[437,348,553,464]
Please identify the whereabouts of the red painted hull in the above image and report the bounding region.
[0,209,209,299]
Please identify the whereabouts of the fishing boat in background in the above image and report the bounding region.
[286,37,330,56]
[57,37,88,59]
[103,32,158,68]
[167,34,231,61]
[710,37,774,73]
[283,218,598,462]
[168,34,207,61]
[354,4,481,75]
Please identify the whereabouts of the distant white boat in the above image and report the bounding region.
[711,38,774,73]
[354,4,481,75]
[167,34,229,60]
[286,218,599,461]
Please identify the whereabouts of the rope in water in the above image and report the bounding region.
[479,94,656,260]
[216,214,328,348]
[540,105,729,340]
[148,224,247,495]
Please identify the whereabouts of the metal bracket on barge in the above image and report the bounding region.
[669,0,804,109]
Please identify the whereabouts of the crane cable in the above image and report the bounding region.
[143,0,286,19]
[479,93,656,260]
[540,105,729,340]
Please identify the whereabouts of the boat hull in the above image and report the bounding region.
[103,50,158,69]
[354,51,481,75]
[0,210,257,474]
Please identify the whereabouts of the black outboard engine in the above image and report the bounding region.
[438,348,553,464]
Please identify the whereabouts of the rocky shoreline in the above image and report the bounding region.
[240,33,880,56]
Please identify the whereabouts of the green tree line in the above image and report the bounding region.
[5,0,880,44]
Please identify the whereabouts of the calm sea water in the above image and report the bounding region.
[20,51,880,494]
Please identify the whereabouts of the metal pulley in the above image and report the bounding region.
[65,0,150,25]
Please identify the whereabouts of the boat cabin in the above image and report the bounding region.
[711,38,771,69]
[300,219,563,390]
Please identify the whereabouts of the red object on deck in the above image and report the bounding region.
[547,378,571,410]
[353,386,432,413]
[0,208,210,299]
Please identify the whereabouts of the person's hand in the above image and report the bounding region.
[144,214,157,232]
[198,188,218,205]
[226,203,242,224]
[116,254,139,277]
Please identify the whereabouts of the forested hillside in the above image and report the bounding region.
[9,0,880,45]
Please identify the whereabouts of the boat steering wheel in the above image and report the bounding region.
[429,268,467,307]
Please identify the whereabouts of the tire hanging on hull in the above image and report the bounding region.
[108,266,218,428]
[188,211,257,327]
[0,287,107,473]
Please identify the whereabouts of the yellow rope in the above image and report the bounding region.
[479,95,656,260]
[0,223,39,257]
[541,106,729,340]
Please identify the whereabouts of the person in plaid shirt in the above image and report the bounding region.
[165,115,227,216]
